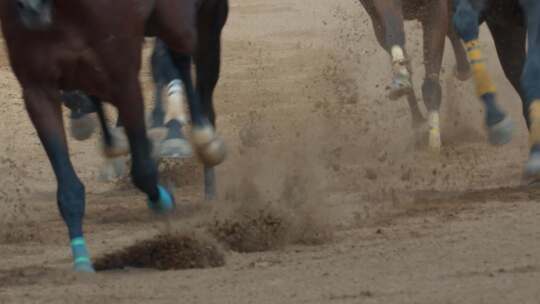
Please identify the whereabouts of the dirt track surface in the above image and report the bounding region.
[1,0,540,303]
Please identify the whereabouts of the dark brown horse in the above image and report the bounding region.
[360,0,472,151]
[1,0,228,272]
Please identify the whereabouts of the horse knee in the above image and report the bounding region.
[452,0,480,41]
[422,77,442,111]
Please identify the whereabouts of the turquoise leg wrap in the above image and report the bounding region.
[70,237,95,272]
[147,185,175,214]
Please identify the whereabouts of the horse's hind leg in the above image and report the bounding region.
[359,0,424,127]
[447,23,471,81]
[368,0,413,100]
[517,0,540,177]
[23,87,93,272]
[155,1,226,191]
[194,0,229,200]
[421,0,448,151]
[452,0,513,145]
[150,39,192,159]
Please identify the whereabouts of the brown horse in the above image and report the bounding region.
[1,0,228,272]
[359,0,471,151]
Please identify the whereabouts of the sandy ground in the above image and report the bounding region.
[1,0,540,303]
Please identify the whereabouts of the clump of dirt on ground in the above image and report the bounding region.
[206,178,333,253]
[207,202,294,252]
[94,232,225,271]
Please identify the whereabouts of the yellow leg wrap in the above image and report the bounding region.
[529,101,540,145]
[464,40,496,97]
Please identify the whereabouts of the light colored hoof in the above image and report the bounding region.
[453,64,472,82]
[159,138,193,159]
[70,114,97,141]
[487,116,513,146]
[74,262,95,273]
[388,75,413,100]
[103,127,129,158]
[98,157,127,182]
[192,126,226,167]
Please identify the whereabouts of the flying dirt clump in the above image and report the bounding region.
[94,232,225,271]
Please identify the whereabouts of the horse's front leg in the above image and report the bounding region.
[452,0,513,145]
[23,87,93,272]
[421,0,448,152]
[518,0,540,178]
[114,76,176,213]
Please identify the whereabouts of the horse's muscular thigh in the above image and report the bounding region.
[154,0,197,54]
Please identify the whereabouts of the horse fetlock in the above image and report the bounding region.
[197,135,227,167]
[192,125,226,166]
[453,64,472,81]
[102,127,130,158]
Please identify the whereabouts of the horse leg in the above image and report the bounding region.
[155,1,227,176]
[421,0,448,152]
[452,0,513,145]
[115,75,175,213]
[369,0,413,100]
[150,39,192,158]
[23,87,93,272]
[447,22,471,81]
[194,0,229,200]
[359,0,424,127]
[518,0,540,177]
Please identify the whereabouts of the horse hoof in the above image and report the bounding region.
[148,185,176,214]
[453,65,472,82]
[103,127,130,158]
[74,261,95,273]
[70,114,97,141]
[487,116,513,146]
[388,76,413,100]
[159,138,193,159]
[192,125,227,167]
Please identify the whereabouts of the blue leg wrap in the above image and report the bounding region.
[70,237,95,272]
[147,185,176,214]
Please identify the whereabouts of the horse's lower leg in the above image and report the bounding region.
[421,0,447,151]
[453,0,513,145]
[116,78,175,213]
[195,0,229,200]
[518,0,540,176]
[360,0,423,124]
[149,40,192,158]
[447,25,471,81]
[23,88,93,272]
[371,0,412,100]
[170,53,226,168]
